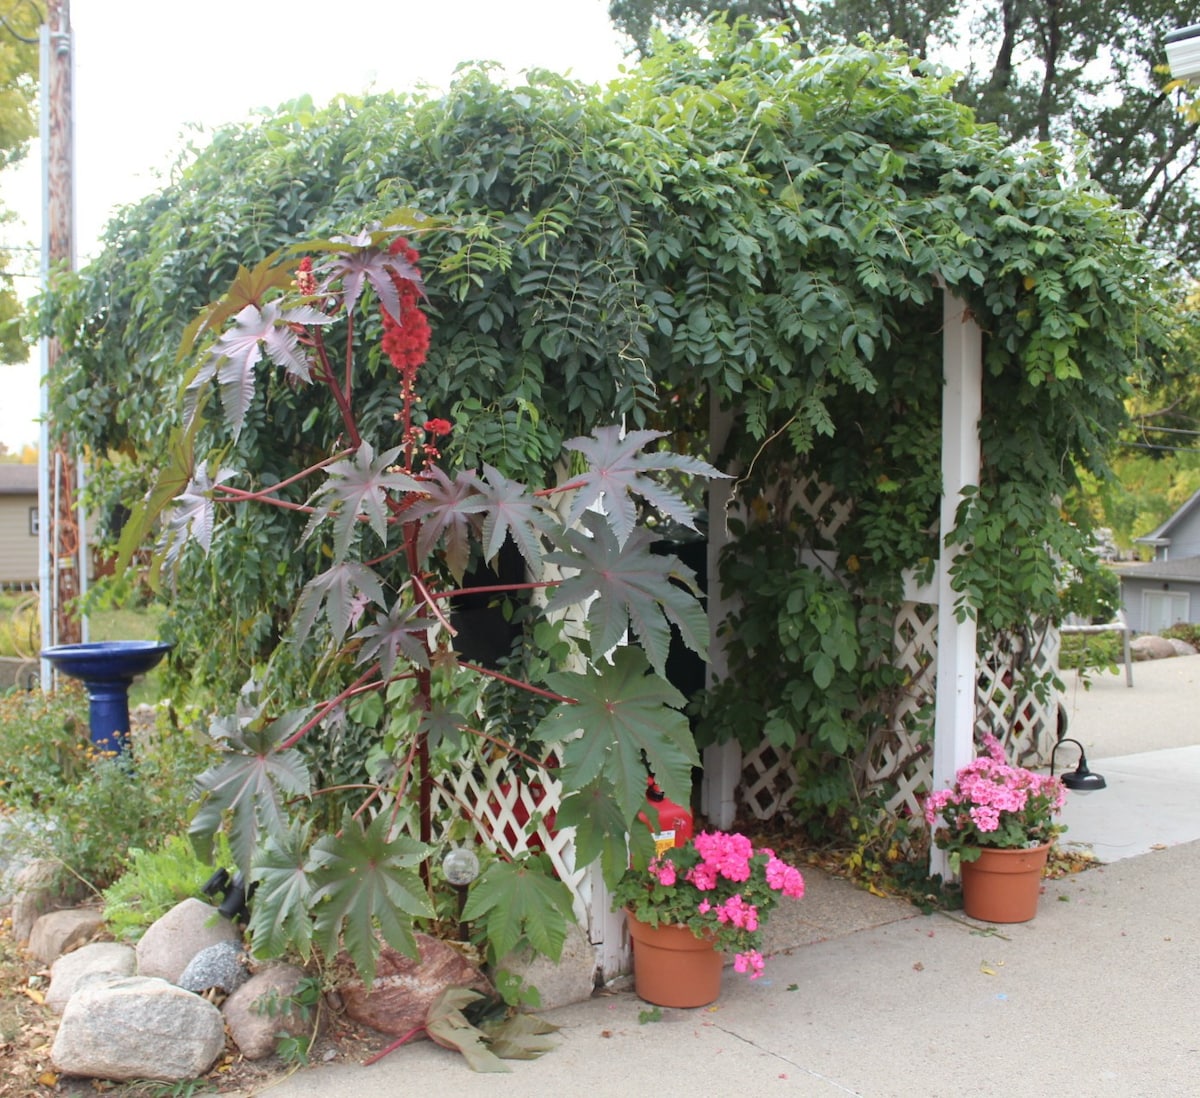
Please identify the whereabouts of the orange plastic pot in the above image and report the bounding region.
[960,842,1052,923]
[625,910,723,1008]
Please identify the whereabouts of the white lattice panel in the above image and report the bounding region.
[429,755,586,926]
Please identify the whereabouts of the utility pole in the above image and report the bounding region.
[38,0,84,667]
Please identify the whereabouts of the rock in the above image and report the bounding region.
[495,920,597,1010]
[28,907,105,964]
[1131,634,1177,660]
[334,934,492,1038]
[178,939,251,996]
[47,943,137,1013]
[51,976,225,1083]
[1167,638,1197,657]
[135,897,240,983]
[223,964,316,1061]
[11,859,65,945]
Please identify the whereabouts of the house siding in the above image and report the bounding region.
[0,491,38,585]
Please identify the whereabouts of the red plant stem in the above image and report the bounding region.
[280,664,381,750]
[425,581,557,601]
[311,327,362,448]
[457,660,575,705]
[362,1026,425,1066]
[411,570,454,634]
[210,488,314,514]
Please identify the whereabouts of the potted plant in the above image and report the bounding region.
[611,830,805,1007]
[924,733,1067,922]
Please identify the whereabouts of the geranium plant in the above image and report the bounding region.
[121,215,727,984]
[611,830,805,979]
[923,734,1067,873]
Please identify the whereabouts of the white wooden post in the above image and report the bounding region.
[930,290,983,879]
[701,399,741,828]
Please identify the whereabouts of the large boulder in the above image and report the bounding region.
[223,963,317,1061]
[1131,634,1177,660]
[47,942,137,1014]
[10,859,65,945]
[333,934,492,1037]
[51,976,225,1082]
[495,920,597,1010]
[134,898,240,983]
[28,907,105,964]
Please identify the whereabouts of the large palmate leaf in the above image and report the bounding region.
[553,781,644,888]
[544,510,707,677]
[315,229,425,318]
[468,465,551,580]
[247,820,315,962]
[305,441,423,561]
[161,463,238,562]
[189,300,333,438]
[354,597,431,678]
[535,646,698,820]
[562,426,727,546]
[189,709,312,875]
[294,561,385,645]
[402,466,486,582]
[309,812,435,986]
[426,988,558,1073]
[459,856,575,962]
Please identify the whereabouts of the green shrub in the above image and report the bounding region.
[1162,622,1200,649]
[102,832,234,940]
[1059,632,1122,671]
[0,689,216,894]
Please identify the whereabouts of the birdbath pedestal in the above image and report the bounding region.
[41,641,172,754]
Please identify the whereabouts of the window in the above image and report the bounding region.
[28,506,37,537]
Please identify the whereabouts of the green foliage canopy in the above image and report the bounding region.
[43,28,1169,840]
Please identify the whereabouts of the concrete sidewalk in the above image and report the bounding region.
[242,842,1200,1097]
[237,657,1200,1097]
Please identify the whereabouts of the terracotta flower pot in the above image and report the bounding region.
[625,910,723,1008]
[960,842,1052,923]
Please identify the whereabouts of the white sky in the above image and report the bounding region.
[0,0,627,451]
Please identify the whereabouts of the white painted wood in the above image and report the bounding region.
[930,291,983,879]
[701,399,741,828]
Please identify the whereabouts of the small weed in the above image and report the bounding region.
[637,1006,663,1024]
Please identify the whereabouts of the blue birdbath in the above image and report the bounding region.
[41,641,172,755]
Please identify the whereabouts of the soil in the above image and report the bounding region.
[0,914,385,1098]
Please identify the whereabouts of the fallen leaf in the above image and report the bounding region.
[21,988,45,1005]
[37,1071,58,1086]
[980,965,997,976]
[912,962,924,972]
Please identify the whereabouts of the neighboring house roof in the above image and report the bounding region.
[1114,557,1200,583]
[1135,488,1200,547]
[0,464,37,495]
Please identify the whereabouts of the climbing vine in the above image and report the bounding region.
[41,26,1171,841]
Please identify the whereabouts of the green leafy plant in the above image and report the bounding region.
[0,689,214,894]
[101,833,234,941]
[128,225,722,984]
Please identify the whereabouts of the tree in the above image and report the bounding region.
[608,1,1200,271]
[0,0,40,363]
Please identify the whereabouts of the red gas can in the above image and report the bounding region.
[638,777,694,857]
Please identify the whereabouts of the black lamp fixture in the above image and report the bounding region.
[1050,736,1107,793]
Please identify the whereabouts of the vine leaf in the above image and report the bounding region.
[562,426,728,546]
[545,511,707,677]
[189,301,333,438]
[189,709,312,875]
[294,561,385,645]
[403,466,486,582]
[460,856,576,962]
[306,441,423,561]
[469,465,551,580]
[247,820,315,962]
[309,812,435,987]
[535,646,698,820]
